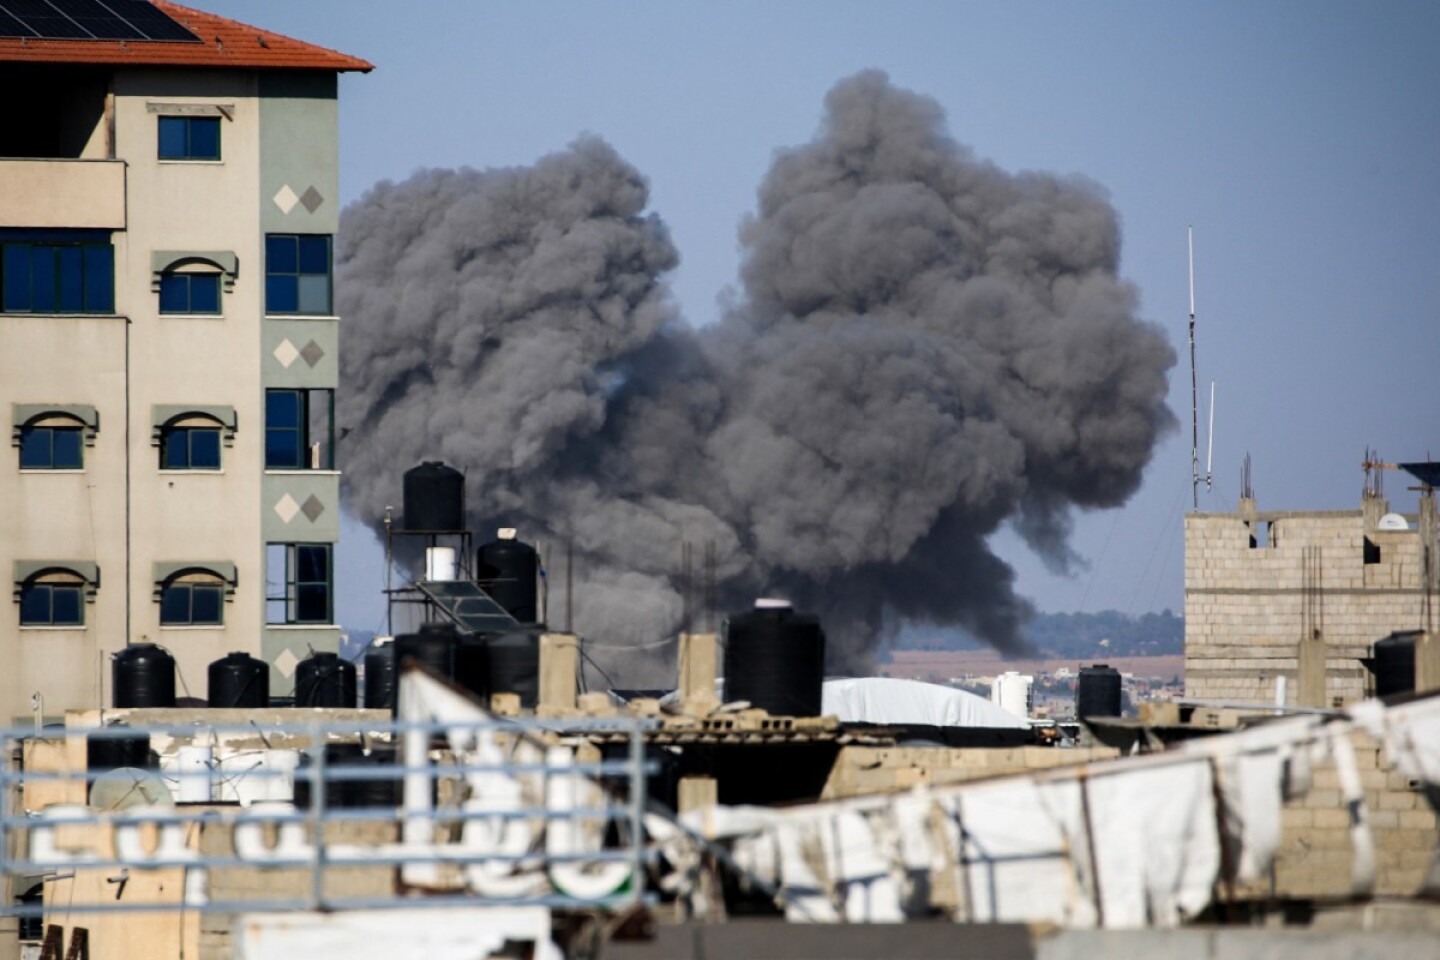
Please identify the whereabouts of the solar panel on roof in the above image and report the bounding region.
[415,580,521,635]
[0,0,199,42]
[48,0,146,40]
[102,0,200,42]
[0,8,36,36]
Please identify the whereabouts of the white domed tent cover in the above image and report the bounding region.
[822,677,1029,729]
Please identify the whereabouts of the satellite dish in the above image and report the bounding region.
[1377,513,1410,531]
[90,767,174,810]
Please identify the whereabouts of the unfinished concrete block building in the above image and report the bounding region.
[1185,468,1439,707]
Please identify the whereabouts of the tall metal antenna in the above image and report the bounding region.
[1205,379,1215,493]
[1188,225,1201,510]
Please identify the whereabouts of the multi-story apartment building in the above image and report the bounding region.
[0,1,370,723]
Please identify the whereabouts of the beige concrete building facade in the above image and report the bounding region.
[0,4,371,724]
[1185,489,1439,707]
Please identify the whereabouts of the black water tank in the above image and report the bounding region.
[363,640,396,711]
[486,630,541,708]
[476,535,539,623]
[723,604,825,717]
[1371,632,1418,698]
[86,724,153,773]
[295,651,358,708]
[208,652,270,708]
[293,743,402,809]
[396,622,459,680]
[112,643,177,708]
[454,634,491,702]
[1076,664,1123,718]
[403,461,465,532]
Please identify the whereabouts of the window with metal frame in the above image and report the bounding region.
[266,543,332,624]
[160,423,222,470]
[265,388,335,469]
[19,424,84,469]
[158,271,221,314]
[265,234,332,315]
[1,232,114,314]
[157,115,220,161]
[159,578,225,626]
[19,579,85,626]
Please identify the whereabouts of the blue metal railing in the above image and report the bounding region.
[0,714,657,917]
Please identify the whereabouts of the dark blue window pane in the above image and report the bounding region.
[266,431,301,469]
[19,428,48,468]
[84,245,113,313]
[162,432,186,469]
[158,116,187,158]
[266,235,298,273]
[295,583,328,622]
[297,545,328,582]
[52,428,83,468]
[266,275,297,313]
[57,246,84,312]
[3,245,31,311]
[31,248,56,312]
[298,236,330,274]
[190,274,220,313]
[190,429,221,468]
[267,390,300,426]
[160,584,190,624]
[188,118,220,160]
[51,586,83,625]
[191,585,223,624]
[159,274,188,312]
[19,585,49,624]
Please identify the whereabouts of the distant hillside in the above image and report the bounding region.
[898,609,1183,658]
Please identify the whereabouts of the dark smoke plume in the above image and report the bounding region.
[337,71,1176,679]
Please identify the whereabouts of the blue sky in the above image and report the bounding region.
[204,1,1440,635]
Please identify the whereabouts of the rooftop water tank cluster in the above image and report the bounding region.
[110,644,359,711]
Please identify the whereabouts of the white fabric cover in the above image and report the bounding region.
[822,677,1029,729]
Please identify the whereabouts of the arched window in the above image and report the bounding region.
[153,562,235,626]
[13,404,99,470]
[14,561,99,627]
[151,405,236,471]
[150,251,237,316]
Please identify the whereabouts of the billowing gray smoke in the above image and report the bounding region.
[337,71,1176,679]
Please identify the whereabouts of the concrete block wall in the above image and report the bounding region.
[1185,500,1429,706]
[1236,729,1438,900]
[821,745,1120,799]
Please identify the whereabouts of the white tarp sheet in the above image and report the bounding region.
[670,692,1440,928]
[821,677,1029,729]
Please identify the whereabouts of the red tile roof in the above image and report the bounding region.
[0,1,372,72]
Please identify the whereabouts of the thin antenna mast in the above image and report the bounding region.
[1188,226,1200,510]
[1206,380,1215,491]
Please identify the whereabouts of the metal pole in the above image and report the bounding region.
[1188,226,1200,511]
[384,506,394,635]
[628,718,645,909]
[309,721,327,911]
